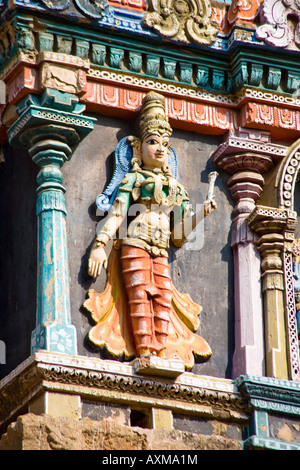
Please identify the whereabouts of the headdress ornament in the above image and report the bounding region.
[139,91,172,141]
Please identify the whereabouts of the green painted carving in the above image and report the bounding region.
[285,71,300,93]
[212,69,225,91]
[162,58,176,80]
[75,39,90,59]
[142,0,218,45]
[8,88,95,356]
[248,63,264,87]
[266,67,282,90]
[92,43,106,65]
[15,24,35,52]
[128,51,142,73]
[38,31,54,52]
[195,66,209,87]
[145,55,160,77]
[110,47,124,68]
[233,62,248,90]
[178,61,193,84]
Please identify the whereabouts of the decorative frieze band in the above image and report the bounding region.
[3,50,300,138]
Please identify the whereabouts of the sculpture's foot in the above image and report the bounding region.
[132,354,185,378]
[137,348,151,358]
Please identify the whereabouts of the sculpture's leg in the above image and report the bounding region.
[152,257,172,356]
[121,246,153,355]
[121,245,171,356]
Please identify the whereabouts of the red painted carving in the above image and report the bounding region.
[227,0,262,25]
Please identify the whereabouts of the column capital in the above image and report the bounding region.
[7,88,95,149]
[248,204,297,240]
[212,127,285,209]
[212,127,286,173]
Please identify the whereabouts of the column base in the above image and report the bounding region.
[31,322,77,356]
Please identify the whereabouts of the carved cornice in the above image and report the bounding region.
[236,374,300,414]
[0,351,248,433]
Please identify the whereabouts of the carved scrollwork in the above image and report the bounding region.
[256,0,300,49]
[74,0,112,19]
[39,0,70,10]
[142,0,218,45]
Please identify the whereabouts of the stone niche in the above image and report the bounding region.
[0,112,234,380]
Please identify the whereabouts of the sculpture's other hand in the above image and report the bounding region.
[204,196,217,217]
[88,242,108,278]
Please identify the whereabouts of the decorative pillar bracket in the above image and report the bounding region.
[8,88,95,356]
[212,128,287,379]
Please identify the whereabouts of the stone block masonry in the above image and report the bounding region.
[0,413,242,451]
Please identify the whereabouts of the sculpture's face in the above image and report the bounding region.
[141,132,169,169]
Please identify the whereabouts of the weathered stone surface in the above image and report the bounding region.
[0,413,242,450]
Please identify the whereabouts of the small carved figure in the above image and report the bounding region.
[84,91,217,369]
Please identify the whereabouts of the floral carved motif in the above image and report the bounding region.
[256,0,300,49]
[142,0,218,45]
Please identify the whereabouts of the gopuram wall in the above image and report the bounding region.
[1,0,300,451]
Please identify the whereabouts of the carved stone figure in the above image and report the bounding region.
[84,91,217,369]
[142,0,218,45]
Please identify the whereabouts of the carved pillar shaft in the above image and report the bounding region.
[248,220,289,379]
[30,137,76,354]
[227,170,265,378]
[8,89,95,355]
[213,128,286,378]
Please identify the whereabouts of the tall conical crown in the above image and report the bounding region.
[139,91,172,141]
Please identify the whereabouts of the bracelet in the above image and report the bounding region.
[95,232,111,247]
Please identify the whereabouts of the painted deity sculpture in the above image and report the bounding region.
[84,91,217,369]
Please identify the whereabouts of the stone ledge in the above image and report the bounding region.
[0,351,248,434]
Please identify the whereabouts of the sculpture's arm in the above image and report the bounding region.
[88,173,136,278]
[88,211,125,278]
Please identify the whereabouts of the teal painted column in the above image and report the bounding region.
[8,89,95,356]
[31,138,75,354]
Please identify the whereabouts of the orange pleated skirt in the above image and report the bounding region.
[121,245,172,355]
